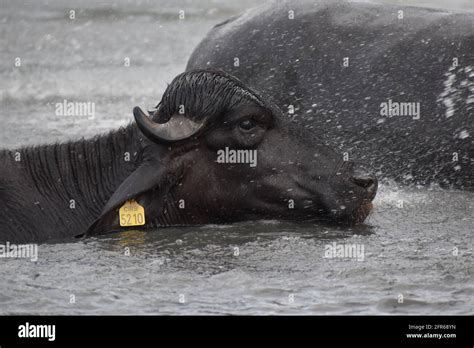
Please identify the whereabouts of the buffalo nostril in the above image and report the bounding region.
[351,169,378,198]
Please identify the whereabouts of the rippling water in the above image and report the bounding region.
[0,0,472,315]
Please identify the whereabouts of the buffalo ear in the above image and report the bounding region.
[84,158,179,236]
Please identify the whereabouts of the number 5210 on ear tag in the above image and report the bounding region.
[119,200,146,227]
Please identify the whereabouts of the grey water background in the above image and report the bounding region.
[0,0,472,314]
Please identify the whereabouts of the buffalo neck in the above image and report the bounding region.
[8,124,143,239]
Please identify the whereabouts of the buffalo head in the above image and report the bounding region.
[87,69,377,235]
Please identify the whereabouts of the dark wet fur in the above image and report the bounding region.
[153,69,267,123]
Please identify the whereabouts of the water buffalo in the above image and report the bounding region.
[187,0,473,190]
[0,70,377,243]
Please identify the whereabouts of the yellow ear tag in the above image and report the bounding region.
[119,200,146,227]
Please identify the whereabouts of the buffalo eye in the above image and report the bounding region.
[238,118,257,132]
